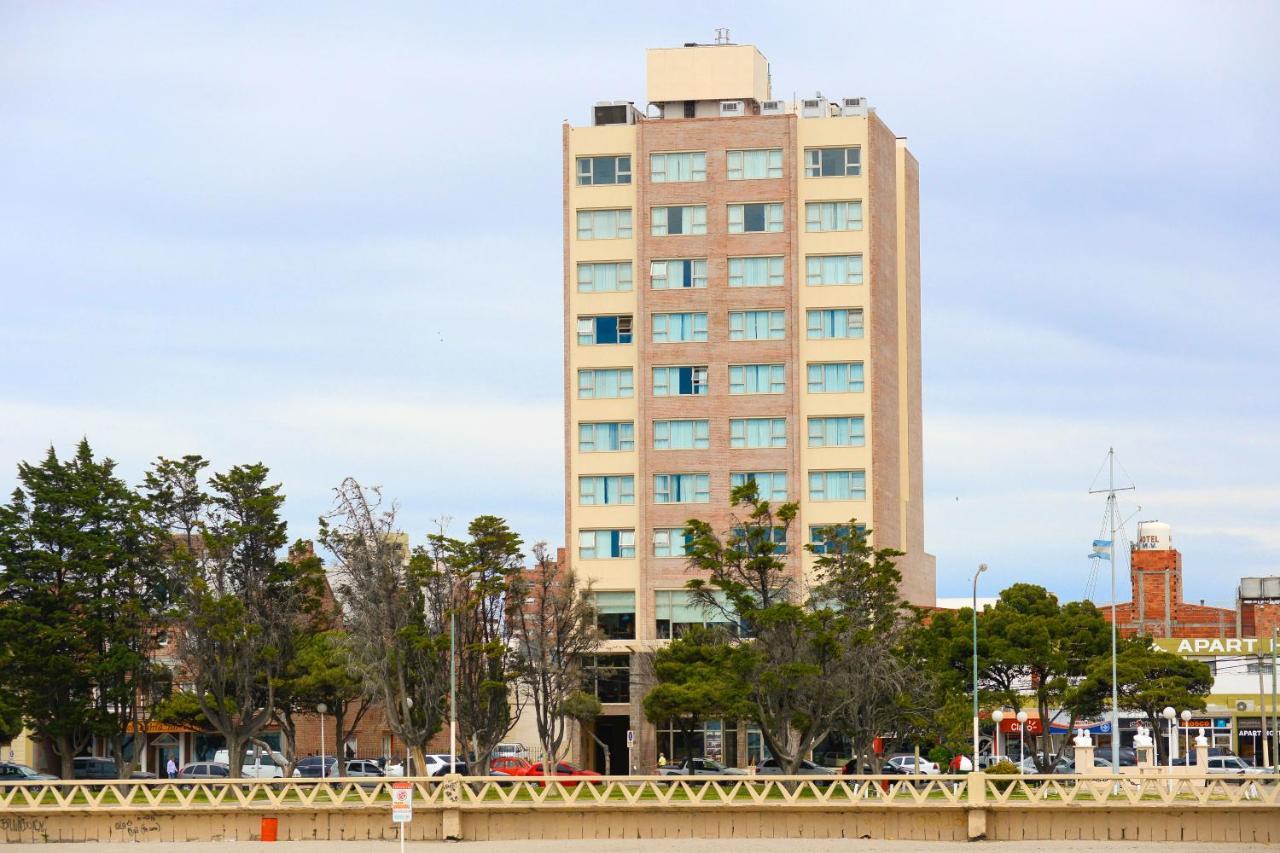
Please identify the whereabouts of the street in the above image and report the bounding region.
[18,842,1276,852]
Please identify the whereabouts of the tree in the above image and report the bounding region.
[976,584,1111,771]
[427,515,528,775]
[320,478,449,775]
[146,458,323,777]
[512,543,598,771]
[641,627,750,766]
[560,691,608,774]
[0,440,161,780]
[678,483,917,774]
[1078,638,1212,761]
[276,629,373,768]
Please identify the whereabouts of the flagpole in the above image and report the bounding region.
[1090,448,1134,776]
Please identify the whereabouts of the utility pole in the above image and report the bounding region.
[1090,448,1134,774]
[1272,626,1278,773]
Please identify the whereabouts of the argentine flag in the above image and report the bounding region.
[1088,539,1112,561]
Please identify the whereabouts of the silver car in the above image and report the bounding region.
[659,757,746,776]
[754,758,834,776]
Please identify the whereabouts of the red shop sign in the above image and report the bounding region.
[999,718,1044,735]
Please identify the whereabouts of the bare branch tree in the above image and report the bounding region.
[511,543,599,771]
[319,478,448,774]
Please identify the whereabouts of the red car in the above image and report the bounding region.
[521,761,601,787]
[489,757,532,776]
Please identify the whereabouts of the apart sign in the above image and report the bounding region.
[391,781,413,824]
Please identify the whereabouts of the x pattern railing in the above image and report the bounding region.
[0,774,1276,813]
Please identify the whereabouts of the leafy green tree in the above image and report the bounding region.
[0,440,161,779]
[642,627,751,766]
[153,691,217,729]
[427,515,528,774]
[560,690,611,773]
[1078,638,1212,761]
[677,483,916,774]
[145,457,323,777]
[276,628,372,768]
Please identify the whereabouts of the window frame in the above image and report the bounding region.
[728,417,787,449]
[652,419,710,450]
[651,312,708,343]
[805,254,864,286]
[728,310,786,341]
[577,421,635,453]
[807,470,868,502]
[576,154,633,186]
[650,258,708,290]
[577,208,634,240]
[577,261,634,293]
[807,415,867,448]
[804,200,863,232]
[652,365,709,397]
[803,146,861,178]
[652,473,711,504]
[805,308,865,340]
[577,368,635,399]
[727,202,784,234]
[578,475,636,506]
[649,151,707,183]
[728,255,785,288]
[727,148,783,180]
[578,529,636,560]
[576,314,633,346]
[806,361,866,393]
[728,363,785,395]
[651,205,708,237]
[730,471,788,502]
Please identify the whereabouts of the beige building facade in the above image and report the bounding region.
[563,41,935,771]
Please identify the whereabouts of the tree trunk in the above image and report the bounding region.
[227,735,246,778]
[586,731,611,776]
[332,705,346,760]
[57,735,76,782]
[410,744,428,778]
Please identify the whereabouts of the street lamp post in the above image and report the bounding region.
[1180,709,1192,763]
[403,697,413,776]
[971,564,988,767]
[1016,711,1028,764]
[1162,707,1176,769]
[991,710,1005,764]
[317,703,328,777]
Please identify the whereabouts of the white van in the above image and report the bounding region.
[212,748,286,778]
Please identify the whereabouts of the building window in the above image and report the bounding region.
[578,368,634,399]
[808,470,867,501]
[807,416,866,447]
[577,315,633,345]
[806,308,864,339]
[728,203,783,234]
[577,155,632,185]
[808,523,867,554]
[805,254,863,286]
[578,529,636,559]
[585,654,631,702]
[652,312,708,343]
[652,365,708,396]
[579,475,635,506]
[577,261,633,293]
[653,419,710,450]
[577,208,633,240]
[728,148,783,180]
[653,473,710,504]
[804,201,862,232]
[592,595,636,642]
[731,525,787,554]
[728,256,784,287]
[652,205,707,236]
[651,258,707,289]
[729,418,787,449]
[655,589,737,639]
[578,421,635,453]
[730,471,787,502]
[728,364,785,395]
[807,362,865,393]
[804,147,861,177]
[650,151,706,183]
[653,528,692,558]
[728,310,785,341]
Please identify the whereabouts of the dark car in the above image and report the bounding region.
[344,759,385,778]
[0,762,57,783]
[72,757,156,780]
[292,756,339,779]
[176,762,230,780]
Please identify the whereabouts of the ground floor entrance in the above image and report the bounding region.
[590,714,629,775]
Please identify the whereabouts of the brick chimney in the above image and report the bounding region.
[1130,521,1181,637]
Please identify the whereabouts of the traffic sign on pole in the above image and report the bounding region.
[391,781,413,823]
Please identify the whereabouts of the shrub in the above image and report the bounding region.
[986,758,1020,792]
[927,746,951,766]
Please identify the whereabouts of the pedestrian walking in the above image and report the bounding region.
[166,757,178,779]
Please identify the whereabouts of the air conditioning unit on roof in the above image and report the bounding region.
[760,99,786,115]
[593,101,638,126]
[719,100,744,116]
[801,97,827,118]
[841,97,868,116]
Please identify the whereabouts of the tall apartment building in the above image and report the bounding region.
[563,40,935,770]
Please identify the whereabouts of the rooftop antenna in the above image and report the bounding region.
[715,28,731,45]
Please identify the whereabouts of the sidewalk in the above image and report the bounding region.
[19,842,1276,852]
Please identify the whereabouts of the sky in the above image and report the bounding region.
[1,1,1277,606]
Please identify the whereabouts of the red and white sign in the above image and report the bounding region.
[391,781,413,823]
[999,718,1044,735]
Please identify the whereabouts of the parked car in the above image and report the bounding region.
[658,757,746,777]
[0,762,57,783]
[72,757,156,780]
[212,749,285,778]
[344,759,385,778]
[754,758,835,776]
[292,756,339,779]
[885,755,939,775]
[493,743,530,760]
[421,754,468,777]
[977,755,1013,770]
[489,756,533,776]
[1206,755,1276,778]
[375,756,405,776]
[522,761,601,786]
[176,762,231,779]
